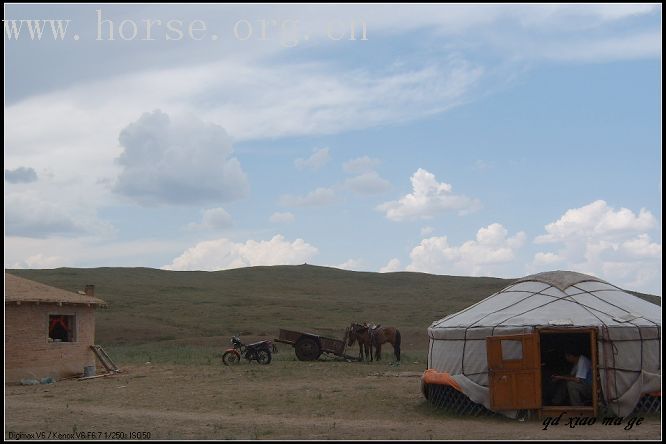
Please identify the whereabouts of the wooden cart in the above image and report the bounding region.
[275,328,359,361]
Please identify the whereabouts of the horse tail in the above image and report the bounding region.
[395,329,401,362]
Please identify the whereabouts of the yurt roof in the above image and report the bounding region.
[512,270,610,291]
[431,271,661,329]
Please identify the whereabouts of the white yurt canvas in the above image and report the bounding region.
[426,271,661,417]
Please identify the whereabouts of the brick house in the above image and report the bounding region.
[4,273,107,382]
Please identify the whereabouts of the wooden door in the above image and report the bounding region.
[486,333,541,410]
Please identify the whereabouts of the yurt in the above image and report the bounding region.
[422,271,661,418]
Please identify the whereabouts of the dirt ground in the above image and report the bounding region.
[4,360,661,440]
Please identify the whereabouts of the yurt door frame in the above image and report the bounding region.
[536,327,599,418]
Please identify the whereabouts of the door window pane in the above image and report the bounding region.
[501,339,523,360]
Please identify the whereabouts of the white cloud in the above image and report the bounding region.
[5,6,660,107]
[352,4,659,36]
[538,31,662,63]
[4,56,482,245]
[533,200,661,294]
[5,236,190,270]
[407,223,526,276]
[421,226,435,236]
[5,193,113,238]
[336,258,364,271]
[164,235,318,271]
[114,110,248,206]
[279,187,336,207]
[6,56,485,151]
[379,258,402,273]
[343,156,381,174]
[533,252,563,266]
[269,212,296,224]
[377,168,481,221]
[295,147,330,171]
[619,234,662,259]
[187,207,233,231]
[344,171,391,195]
[472,160,494,171]
[598,260,661,295]
[286,6,660,67]
[11,253,66,269]
[6,194,84,237]
[535,200,657,243]
[341,155,390,195]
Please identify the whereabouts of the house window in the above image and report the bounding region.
[49,315,76,342]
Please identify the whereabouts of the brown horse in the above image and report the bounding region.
[347,323,373,361]
[371,326,401,363]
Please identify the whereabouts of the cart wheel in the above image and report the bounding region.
[295,337,321,361]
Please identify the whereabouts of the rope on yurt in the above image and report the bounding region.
[431,289,504,327]
[458,286,554,375]
[461,326,468,375]
[469,285,556,331]
[492,287,587,326]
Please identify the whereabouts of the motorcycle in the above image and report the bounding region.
[222,335,274,365]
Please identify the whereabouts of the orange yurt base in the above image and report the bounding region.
[422,369,463,392]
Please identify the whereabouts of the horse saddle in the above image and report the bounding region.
[364,322,381,331]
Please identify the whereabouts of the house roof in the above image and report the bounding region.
[4,273,107,306]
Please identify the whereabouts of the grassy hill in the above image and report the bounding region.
[6,265,509,344]
[5,265,660,364]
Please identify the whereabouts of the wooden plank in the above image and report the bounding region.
[320,337,345,354]
[279,329,314,343]
[98,346,118,369]
[77,372,117,381]
[90,345,120,372]
[91,346,113,371]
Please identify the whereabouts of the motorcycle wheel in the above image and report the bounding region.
[222,350,241,365]
[257,349,272,365]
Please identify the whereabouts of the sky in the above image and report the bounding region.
[4,4,662,295]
